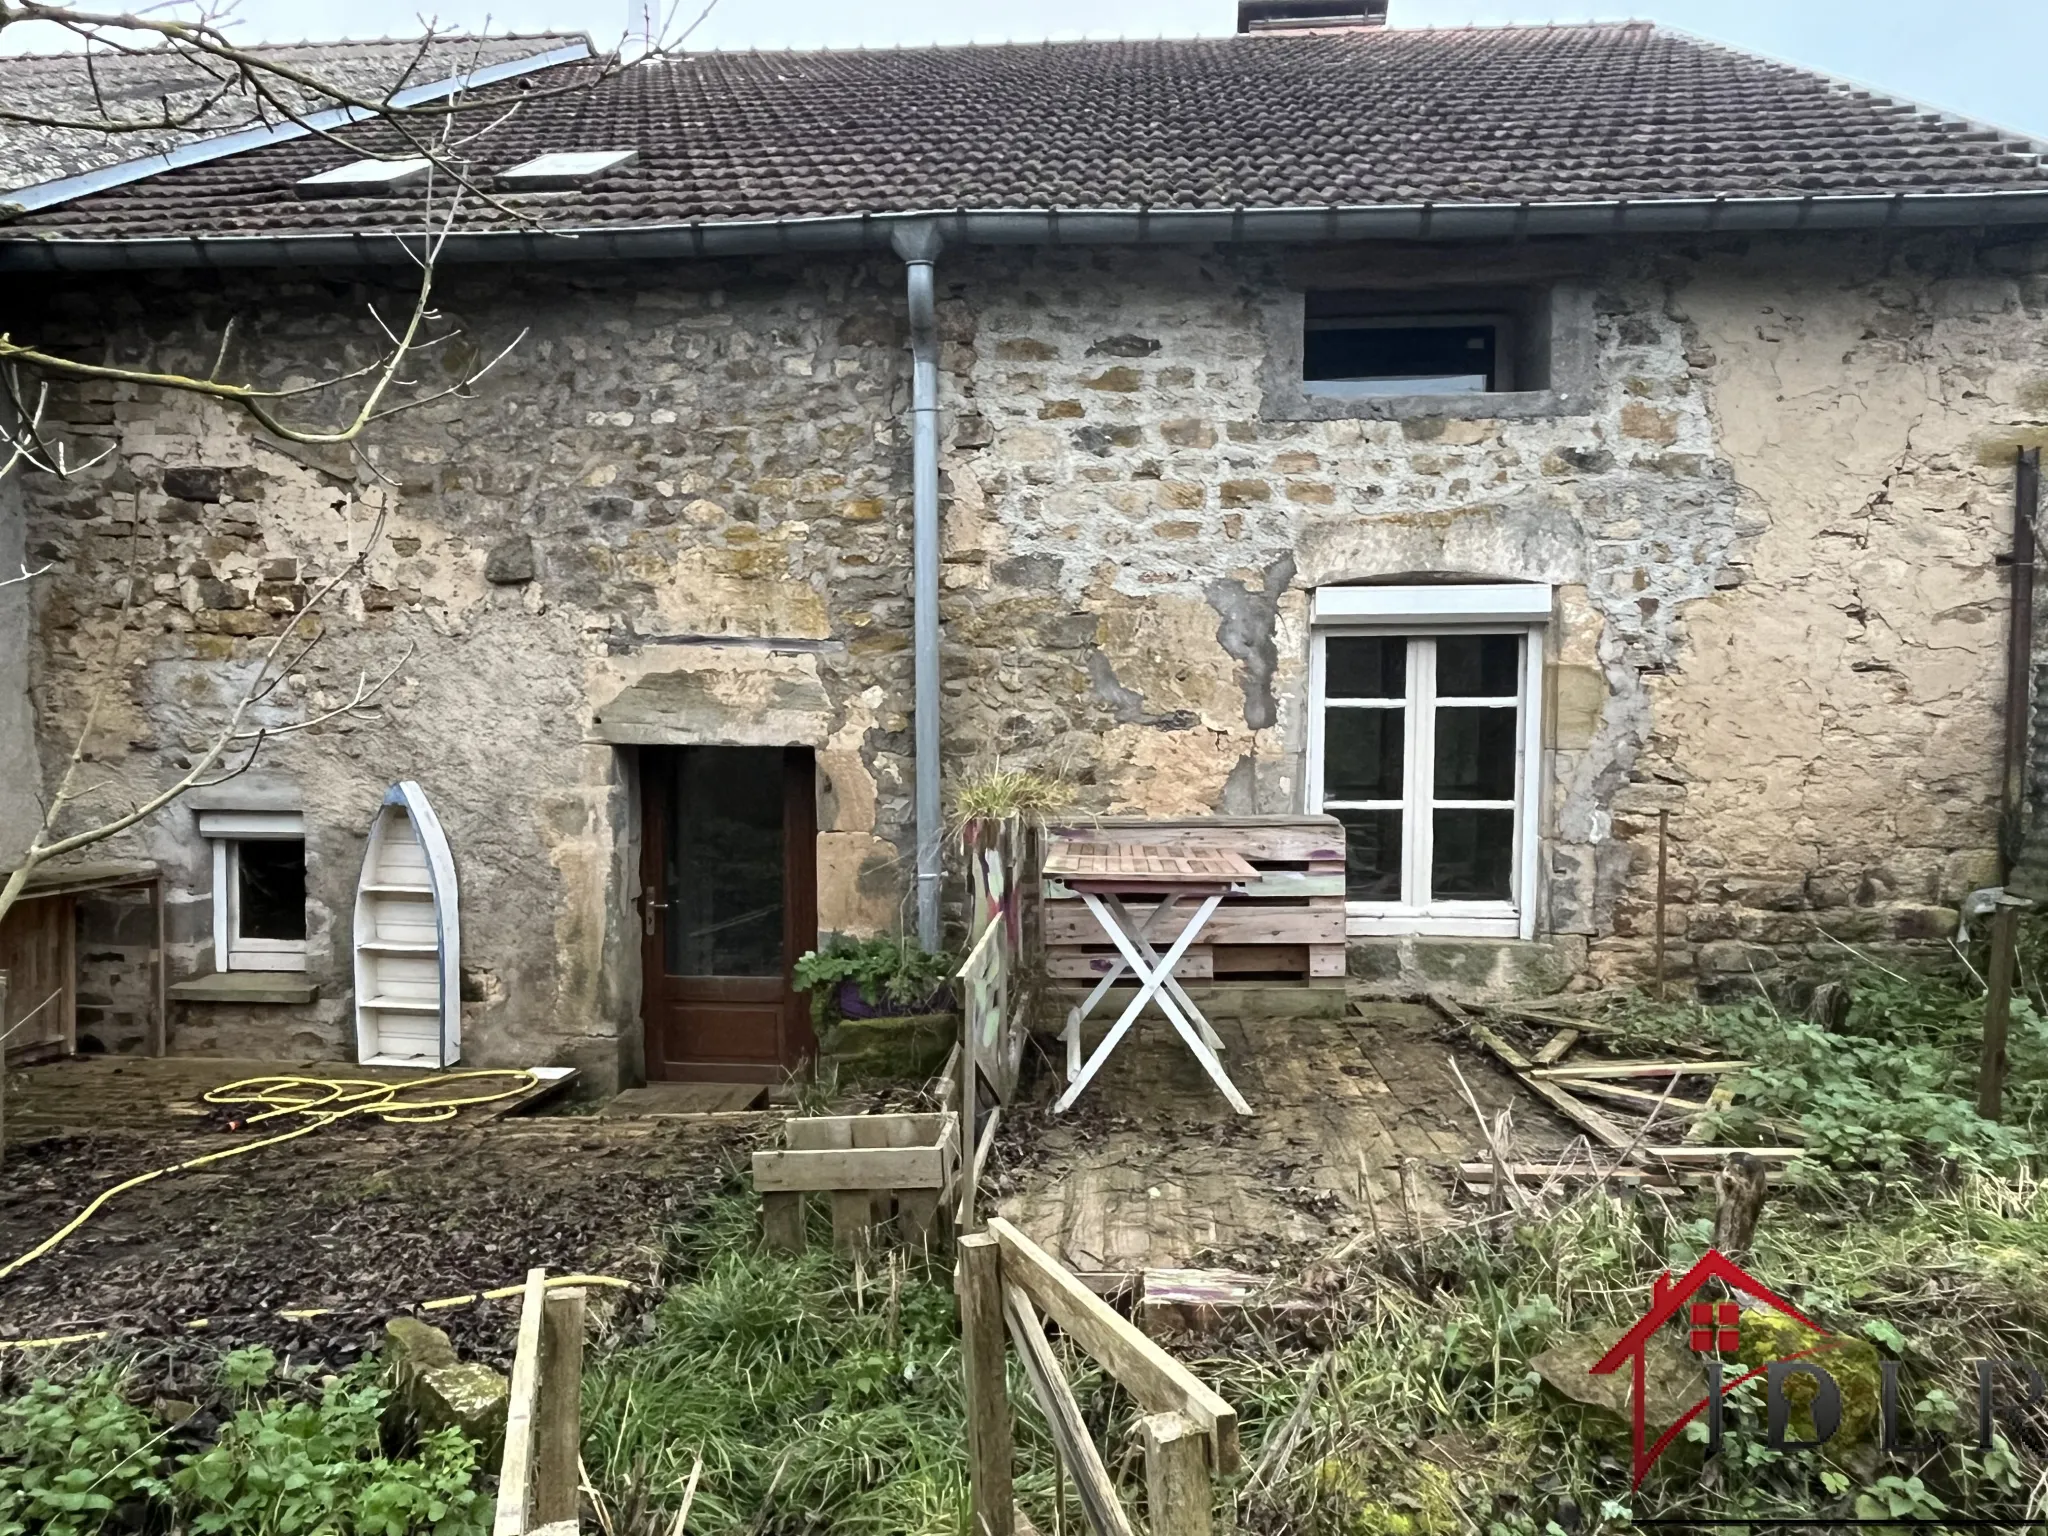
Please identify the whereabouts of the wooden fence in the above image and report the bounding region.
[493,1269,587,1536]
[957,816,1036,1226]
[959,1218,1237,1536]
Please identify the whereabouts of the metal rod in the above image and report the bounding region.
[1654,808,1669,1001]
[2002,447,2041,883]
[1980,900,2020,1122]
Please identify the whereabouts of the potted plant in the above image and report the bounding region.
[793,934,955,1022]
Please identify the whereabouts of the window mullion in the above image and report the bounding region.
[1408,640,1435,911]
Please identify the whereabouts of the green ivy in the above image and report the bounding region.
[1704,966,2048,1174]
[0,1370,164,1536]
[0,1349,487,1536]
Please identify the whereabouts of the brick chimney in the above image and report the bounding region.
[1236,0,1388,31]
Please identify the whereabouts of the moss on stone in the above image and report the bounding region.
[1314,1454,1460,1536]
[817,1011,957,1085]
[1734,1309,1882,1449]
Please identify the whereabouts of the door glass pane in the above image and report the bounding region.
[1436,634,1520,698]
[1326,636,1406,699]
[1323,708,1404,801]
[1332,809,1402,902]
[666,747,784,977]
[1432,808,1515,900]
[238,840,306,940]
[1434,707,1518,800]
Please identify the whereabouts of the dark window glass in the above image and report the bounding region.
[1434,708,1519,801]
[1326,636,1406,700]
[1304,322,1498,392]
[1332,809,1402,902]
[1432,809,1515,900]
[237,840,306,941]
[1436,634,1520,698]
[1323,708,1404,802]
[666,747,784,977]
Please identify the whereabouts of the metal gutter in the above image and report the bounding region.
[892,221,945,951]
[3,40,596,216]
[9,189,2048,269]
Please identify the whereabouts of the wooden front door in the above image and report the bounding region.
[640,746,816,1083]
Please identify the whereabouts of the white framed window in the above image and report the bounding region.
[199,810,308,972]
[1306,585,1547,939]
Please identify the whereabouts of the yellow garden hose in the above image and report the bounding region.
[0,1069,543,1284]
[0,1273,633,1353]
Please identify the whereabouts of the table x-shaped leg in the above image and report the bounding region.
[1097,892,1227,1055]
[1054,888,1251,1116]
[1063,894,1179,1078]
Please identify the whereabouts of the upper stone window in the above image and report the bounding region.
[1302,288,1552,399]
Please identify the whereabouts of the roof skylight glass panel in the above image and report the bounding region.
[496,150,637,190]
[295,158,433,196]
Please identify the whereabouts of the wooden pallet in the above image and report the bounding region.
[1042,816,1347,985]
[753,1111,959,1256]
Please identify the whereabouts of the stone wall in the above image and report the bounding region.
[0,396,39,868]
[11,229,2046,1070]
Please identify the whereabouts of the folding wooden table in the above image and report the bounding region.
[1043,842,1258,1115]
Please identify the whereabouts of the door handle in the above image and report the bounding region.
[642,897,670,936]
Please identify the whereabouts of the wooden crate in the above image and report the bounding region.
[1041,816,1347,985]
[754,1111,959,1256]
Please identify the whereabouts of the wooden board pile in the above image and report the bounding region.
[1425,994,1802,1197]
[1042,816,1348,987]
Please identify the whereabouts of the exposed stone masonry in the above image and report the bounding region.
[11,228,2047,1072]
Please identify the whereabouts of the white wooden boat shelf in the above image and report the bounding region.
[353,780,461,1068]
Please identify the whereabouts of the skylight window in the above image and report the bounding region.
[496,151,636,190]
[295,158,432,196]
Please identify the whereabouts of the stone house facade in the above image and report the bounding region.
[5,15,2048,1087]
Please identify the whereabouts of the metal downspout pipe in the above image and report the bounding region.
[894,222,944,949]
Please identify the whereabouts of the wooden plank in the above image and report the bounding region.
[762,1191,805,1253]
[1047,873,1346,902]
[1043,905,1344,947]
[1462,1019,1637,1153]
[535,1287,585,1527]
[1308,944,1346,979]
[1004,1284,1136,1536]
[600,1082,764,1117]
[830,1189,877,1256]
[1045,818,1345,864]
[1530,1060,1750,1081]
[1212,944,1306,976]
[786,1112,945,1150]
[753,1145,946,1192]
[1563,1079,1710,1115]
[1045,947,1216,980]
[988,1217,1238,1473]
[1044,844,1258,883]
[1641,1146,1803,1164]
[493,1268,548,1536]
[1142,1412,1212,1536]
[1531,1029,1581,1066]
[956,1235,1015,1536]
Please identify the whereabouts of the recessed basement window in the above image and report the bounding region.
[1304,289,1551,398]
[295,157,432,196]
[198,809,309,971]
[496,150,637,190]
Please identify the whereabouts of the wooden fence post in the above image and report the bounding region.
[493,1268,548,1536]
[1141,1412,1211,1536]
[535,1286,586,1527]
[1980,899,2021,1121]
[957,1233,1015,1536]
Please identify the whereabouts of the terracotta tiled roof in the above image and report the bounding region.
[9,23,2048,240]
[0,34,589,193]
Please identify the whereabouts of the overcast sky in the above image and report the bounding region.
[5,1,2045,140]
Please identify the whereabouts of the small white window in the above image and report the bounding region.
[1306,586,1547,939]
[199,810,308,971]
[496,150,636,189]
[295,157,432,196]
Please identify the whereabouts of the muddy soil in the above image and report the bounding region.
[0,1116,759,1395]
